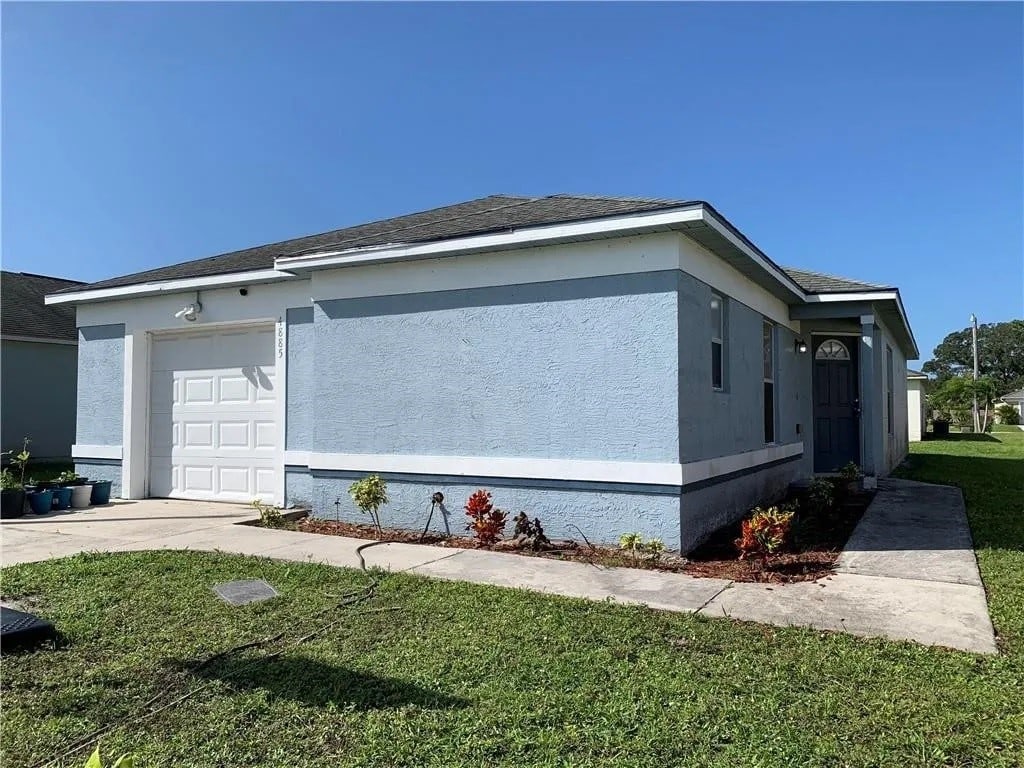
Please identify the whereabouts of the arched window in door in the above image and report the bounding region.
[815,339,850,360]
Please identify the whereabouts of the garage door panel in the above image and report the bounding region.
[184,465,215,493]
[183,376,215,405]
[183,422,215,449]
[148,327,277,503]
[218,466,251,495]
[218,421,251,449]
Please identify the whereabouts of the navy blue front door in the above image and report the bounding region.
[812,338,860,472]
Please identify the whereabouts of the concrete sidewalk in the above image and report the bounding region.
[0,479,997,654]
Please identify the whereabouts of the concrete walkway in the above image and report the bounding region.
[0,478,996,654]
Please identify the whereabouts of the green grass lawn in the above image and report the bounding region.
[2,435,1023,768]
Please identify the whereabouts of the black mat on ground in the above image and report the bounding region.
[1,606,56,652]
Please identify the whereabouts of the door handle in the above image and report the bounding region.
[853,398,861,417]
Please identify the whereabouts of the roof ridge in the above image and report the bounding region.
[546,193,688,205]
[1,270,86,284]
[281,195,541,257]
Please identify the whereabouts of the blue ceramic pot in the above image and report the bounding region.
[27,489,53,515]
[90,480,113,505]
[51,486,73,510]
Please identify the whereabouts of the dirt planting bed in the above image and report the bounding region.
[259,488,874,583]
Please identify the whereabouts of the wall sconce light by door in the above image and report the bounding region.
[795,339,808,354]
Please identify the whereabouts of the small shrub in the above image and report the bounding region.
[996,403,1020,425]
[56,470,79,484]
[512,512,551,549]
[735,506,795,560]
[618,532,666,564]
[349,475,389,534]
[252,499,285,529]
[806,478,835,516]
[1,438,31,490]
[838,461,861,485]
[465,489,507,545]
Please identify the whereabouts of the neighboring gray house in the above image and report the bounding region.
[907,368,928,442]
[47,195,918,551]
[997,389,1024,417]
[1,271,84,461]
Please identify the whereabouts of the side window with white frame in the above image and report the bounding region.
[711,293,725,390]
[763,320,776,443]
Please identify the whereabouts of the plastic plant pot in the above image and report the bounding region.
[90,480,113,506]
[51,486,73,511]
[0,489,26,519]
[70,484,93,509]
[27,489,53,515]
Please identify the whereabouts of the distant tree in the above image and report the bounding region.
[922,320,1024,396]
[928,376,998,430]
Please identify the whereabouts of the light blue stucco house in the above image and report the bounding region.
[46,195,918,551]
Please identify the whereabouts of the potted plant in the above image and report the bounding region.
[26,486,53,515]
[90,479,113,506]
[57,470,89,487]
[1,439,31,519]
[51,485,73,511]
[70,481,94,509]
[1,469,26,518]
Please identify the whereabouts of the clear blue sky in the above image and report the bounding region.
[3,2,1021,361]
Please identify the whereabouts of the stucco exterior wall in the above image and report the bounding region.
[76,325,125,446]
[312,272,680,461]
[74,460,123,497]
[677,271,804,463]
[285,307,314,451]
[311,470,684,549]
[877,315,909,473]
[1,340,78,459]
[679,458,803,552]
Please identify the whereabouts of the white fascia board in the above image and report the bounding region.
[697,209,808,301]
[45,269,294,306]
[804,291,900,303]
[679,442,803,486]
[276,207,707,272]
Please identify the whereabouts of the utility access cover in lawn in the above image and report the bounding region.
[213,579,279,606]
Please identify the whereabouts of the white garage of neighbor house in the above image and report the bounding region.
[907,369,928,441]
[47,195,919,552]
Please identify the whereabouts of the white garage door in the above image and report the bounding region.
[149,327,277,502]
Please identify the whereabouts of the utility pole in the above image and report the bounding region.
[971,313,980,432]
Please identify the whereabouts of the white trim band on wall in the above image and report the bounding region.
[72,444,123,461]
[679,442,803,486]
[283,442,804,488]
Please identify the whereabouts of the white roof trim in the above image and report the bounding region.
[275,206,706,272]
[45,269,295,306]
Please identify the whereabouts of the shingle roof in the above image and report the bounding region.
[52,194,891,298]
[56,194,697,294]
[907,368,928,379]
[1,272,85,341]
[780,267,893,294]
[1000,389,1024,402]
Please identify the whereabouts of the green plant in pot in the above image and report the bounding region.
[1,438,31,519]
[57,470,89,487]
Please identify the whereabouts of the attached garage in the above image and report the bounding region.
[148,326,277,502]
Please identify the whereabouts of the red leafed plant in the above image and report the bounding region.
[735,506,795,560]
[465,489,507,545]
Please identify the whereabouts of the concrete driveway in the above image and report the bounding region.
[0,480,999,654]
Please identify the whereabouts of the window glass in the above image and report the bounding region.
[763,321,775,442]
[711,294,725,390]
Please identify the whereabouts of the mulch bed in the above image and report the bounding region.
[290,517,690,571]
[682,490,875,583]
[267,489,875,584]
